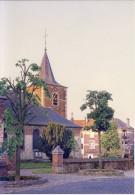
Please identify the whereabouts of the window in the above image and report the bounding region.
[81,133,83,138]
[90,131,94,138]
[88,154,94,159]
[33,129,40,149]
[20,130,25,150]
[81,144,83,149]
[89,141,95,149]
[123,130,127,137]
[4,128,7,139]
[53,93,58,105]
[34,152,42,157]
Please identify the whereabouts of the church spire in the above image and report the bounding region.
[39,30,64,86]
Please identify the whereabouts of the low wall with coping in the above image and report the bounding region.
[0,161,7,176]
[63,158,134,173]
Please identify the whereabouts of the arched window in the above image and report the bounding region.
[53,93,58,105]
[89,141,95,149]
[33,129,40,149]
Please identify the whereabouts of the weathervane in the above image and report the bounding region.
[43,29,48,50]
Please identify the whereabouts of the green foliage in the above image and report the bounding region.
[80,90,114,132]
[80,90,114,171]
[38,123,77,161]
[0,59,51,180]
[33,168,52,174]
[102,121,120,153]
[110,120,118,131]
[102,153,121,158]
[20,162,52,169]
[0,59,50,159]
[0,108,23,158]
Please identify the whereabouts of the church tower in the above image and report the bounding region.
[39,48,67,118]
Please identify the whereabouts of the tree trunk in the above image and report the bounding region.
[98,130,102,171]
[15,145,20,181]
[73,151,75,159]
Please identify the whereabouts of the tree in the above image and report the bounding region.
[80,90,114,171]
[102,120,121,155]
[0,59,50,180]
[37,123,77,160]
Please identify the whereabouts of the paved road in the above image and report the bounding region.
[0,169,134,194]
[11,178,134,194]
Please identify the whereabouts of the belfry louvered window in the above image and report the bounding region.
[53,93,58,105]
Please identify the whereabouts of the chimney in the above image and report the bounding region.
[71,112,74,122]
[127,118,130,128]
[85,116,86,123]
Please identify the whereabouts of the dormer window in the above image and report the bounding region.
[53,93,58,105]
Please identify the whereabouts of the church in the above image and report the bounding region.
[0,47,82,161]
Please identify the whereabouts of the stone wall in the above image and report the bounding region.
[63,158,134,173]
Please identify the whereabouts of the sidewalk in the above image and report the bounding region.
[123,169,134,178]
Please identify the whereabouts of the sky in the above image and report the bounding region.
[0,1,134,127]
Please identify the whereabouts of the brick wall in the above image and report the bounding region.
[44,84,67,118]
[27,84,67,118]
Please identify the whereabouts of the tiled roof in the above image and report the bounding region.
[73,120,86,127]
[74,119,94,127]
[4,100,81,128]
[38,49,64,87]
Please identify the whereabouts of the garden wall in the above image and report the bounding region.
[63,158,134,173]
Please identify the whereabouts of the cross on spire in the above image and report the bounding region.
[43,29,48,50]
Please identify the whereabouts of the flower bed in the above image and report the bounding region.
[0,176,47,187]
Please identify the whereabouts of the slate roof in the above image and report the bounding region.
[113,118,133,129]
[0,96,7,100]
[38,49,64,87]
[4,99,82,128]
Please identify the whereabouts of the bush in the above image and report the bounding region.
[37,123,76,161]
[102,152,121,158]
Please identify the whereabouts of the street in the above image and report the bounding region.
[12,177,134,194]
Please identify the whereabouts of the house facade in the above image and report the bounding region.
[72,117,134,159]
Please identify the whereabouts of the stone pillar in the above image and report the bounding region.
[52,146,64,174]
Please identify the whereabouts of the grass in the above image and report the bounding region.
[33,167,52,174]
[20,162,52,169]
